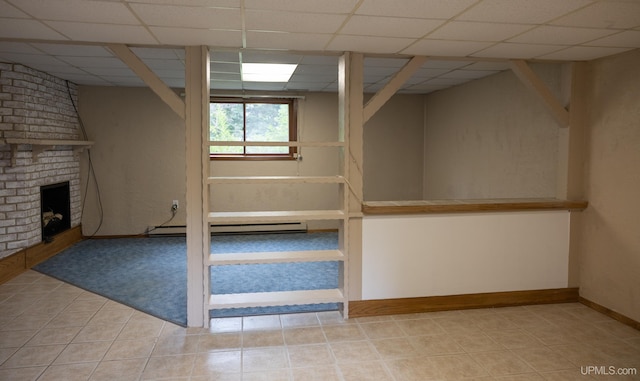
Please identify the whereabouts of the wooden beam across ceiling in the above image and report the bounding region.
[509,59,570,128]
[363,56,428,124]
[108,44,186,120]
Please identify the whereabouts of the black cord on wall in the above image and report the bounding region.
[66,81,104,238]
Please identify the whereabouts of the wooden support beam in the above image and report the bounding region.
[363,56,427,124]
[184,46,210,328]
[509,59,570,127]
[108,44,186,120]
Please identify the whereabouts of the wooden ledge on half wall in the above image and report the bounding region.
[362,198,588,215]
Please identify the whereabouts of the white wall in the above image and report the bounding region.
[362,211,570,300]
[423,64,563,199]
[579,49,640,322]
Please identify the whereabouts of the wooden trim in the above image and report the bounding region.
[362,198,588,215]
[0,225,83,284]
[349,288,579,318]
[25,225,83,268]
[579,297,640,331]
[108,44,186,120]
[363,56,428,123]
[509,60,570,127]
[0,251,26,284]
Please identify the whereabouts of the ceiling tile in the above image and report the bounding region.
[245,31,332,51]
[31,44,113,57]
[211,62,240,73]
[131,47,182,59]
[538,46,632,61]
[244,0,359,14]
[550,1,640,29]
[210,50,240,63]
[161,78,186,88]
[245,10,346,34]
[83,67,137,77]
[405,83,451,92]
[140,58,184,70]
[150,27,242,47]
[457,0,592,24]
[293,64,337,76]
[104,76,146,86]
[363,75,388,84]
[509,26,617,45]
[129,3,241,29]
[365,57,409,68]
[211,80,243,91]
[364,66,402,76]
[290,73,336,83]
[299,56,339,65]
[422,60,470,69]
[57,56,128,68]
[129,0,239,6]
[411,68,452,78]
[46,22,158,44]
[0,0,30,17]
[210,72,240,81]
[0,52,66,67]
[152,69,185,79]
[327,35,415,54]
[10,0,140,24]
[242,82,287,91]
[341,16,444,38]
[0,42,42,54]
[46,66,92,75]
[56,73,111,86]
[586,30,640,48]
[402,39,492,56]
[241,52,302,64]
[428,21,533,41]
[471,42,566,59]
[464,61,512,71]
[286,82,332,91]
[0,19,67,40]
[440,69,499,79]
[356,0,478,19]
[425,77,469,86]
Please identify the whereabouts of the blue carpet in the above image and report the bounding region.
[33,232,339,326]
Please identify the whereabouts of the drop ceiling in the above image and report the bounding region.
[0,0,639,94]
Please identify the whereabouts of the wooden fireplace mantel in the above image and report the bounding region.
[1,138,94,166]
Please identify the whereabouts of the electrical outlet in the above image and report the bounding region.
[172,200,179,211]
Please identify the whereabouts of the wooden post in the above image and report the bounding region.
[184,46,210,327]
[339,52,364,305]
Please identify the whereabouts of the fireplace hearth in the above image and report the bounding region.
[40,182,71,242]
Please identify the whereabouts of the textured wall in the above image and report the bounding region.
[423,64,562,199]
[0,63,82,259]
[579,49,640,322]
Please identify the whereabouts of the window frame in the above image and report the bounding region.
[209,97,298,161]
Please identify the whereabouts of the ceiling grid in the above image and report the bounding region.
[0,0,638,93]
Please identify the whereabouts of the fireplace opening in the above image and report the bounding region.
[41,182,71,242]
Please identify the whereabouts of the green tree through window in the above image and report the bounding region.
[210,98,297,159]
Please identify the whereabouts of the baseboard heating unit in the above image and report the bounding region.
[147,222,308,237]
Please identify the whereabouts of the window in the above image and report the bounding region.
[209,98,297,160]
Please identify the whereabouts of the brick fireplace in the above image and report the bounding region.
[0,62,83,260]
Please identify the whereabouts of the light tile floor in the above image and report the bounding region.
[1,270,639,381]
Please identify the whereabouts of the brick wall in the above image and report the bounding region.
[0,63,83,259]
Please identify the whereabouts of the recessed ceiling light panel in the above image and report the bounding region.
[242,63,297,82]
